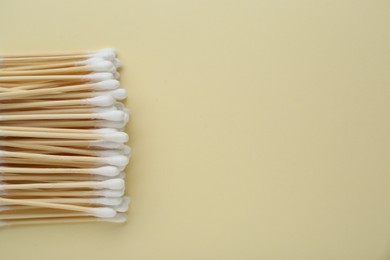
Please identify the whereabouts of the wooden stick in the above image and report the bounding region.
[0,215,125,227]
[0,197,109,213]
[0,129,103,139]
[0,166,101,174]
[0,179,120,190]
[0,82,94,98]
[0,212,90,220]
[0,66,93,76]
[0,141,100,156]
[0,75,94,82]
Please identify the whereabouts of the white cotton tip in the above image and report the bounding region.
[106,132,129,143]
[99,178,125,190]
[123,145,132,157]
[116,165,127,172]
[91,106,117,113]
[113,58,122,68]
[96,120,126,129]
[115,196,130,212]
[91,49,116,61]
[104,155,129,167]
[87,60,115,72]
[98,189,125,197]
[90,166,120,177]
[84,95,115,107]
[93,79,120,91]
[123,111,130,124]
[92,197,123,206]
[97,121,126,131]
[89,140,123,149]
[110,66,117,74]
[95,111,125,121]
[84,72,113,82]
[98,150,124,157]
[104,213,127,223]
[75,57,105,66]
[89,207,117,218]
[114,72,120,79]
[109,89,127,100]
[93,128,118,134]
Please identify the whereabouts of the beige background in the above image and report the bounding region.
[0,0,390,259]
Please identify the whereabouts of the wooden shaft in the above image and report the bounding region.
[0,217,104,226]
[0,180,103,190]
[0,126,96,134]
[0,55,86,63]
[1,151,104,164]
[3,190,101,197]
[0,197,100,213]
[3,108,94,115]
[0,141,98,156]
[0,129,102,139]
[0,82,93,99]
[0,75,89,82]
[0,166,95,174]
[0,98,87,110]
[2,61,78,71]
[1,198,100,205]
[0,65,92,76]
[1,175,97,182]
[0,212,90,220]
[1,120,100,128]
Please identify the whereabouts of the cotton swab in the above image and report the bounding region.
[0,48,129,227]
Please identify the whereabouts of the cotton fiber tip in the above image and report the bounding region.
[123,111,130,124]
[110,89,127,100]
[89,140,123,149]
[98,150,124,157]
[104,155,129,167]
[115,196,130,212]
[76,57,105,66]
[90,166,120,177]
[106,132,129,143]
[91,106,117,113]
[105,213,128,223]
[114,72,120,79]
[92,197,123,206]
[93,79,119,90]
[123,145,132,157]
[99,189,125,197]
[84,95,115,107]
[97,120,126,129]
[117,172,126,179]
[90,49,116,61]
[89,207,117,218]
[84,72,113,82]
[93,128,118,134]
[87,60,115,72]
[95,111,125,121]
[100,178,125,190]
[113,58,122,68]
[99,130,129,142]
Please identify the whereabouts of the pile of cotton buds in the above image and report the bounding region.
[0,48,130,227]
